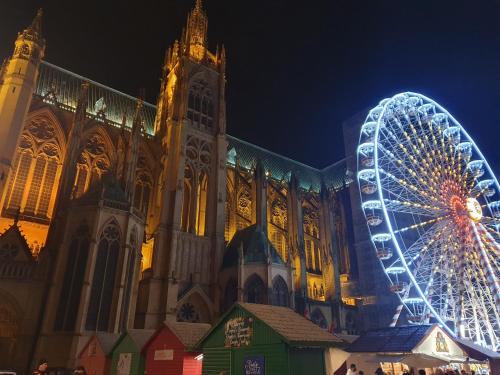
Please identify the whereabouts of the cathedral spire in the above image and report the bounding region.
[185,0,208,60]
[19,8,45,49]
[28,8,43,36]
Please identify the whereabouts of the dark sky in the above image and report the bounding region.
[2,0,500,170]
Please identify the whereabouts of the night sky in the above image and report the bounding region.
[2,0,500,171]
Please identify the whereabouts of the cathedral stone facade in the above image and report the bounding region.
[0,3,367,372]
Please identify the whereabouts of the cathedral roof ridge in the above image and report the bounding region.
[36,61,157,134]
[40,61,157,108]
[226,134,321,172]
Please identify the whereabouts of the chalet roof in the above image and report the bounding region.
[79,333,121,357]
[238,302,344,346]
[222,224,284,269]
[96,333,121,355]
[454,337,500,361]
[164,321,211,348]
[347,325,431,353]
[111,329,155,353]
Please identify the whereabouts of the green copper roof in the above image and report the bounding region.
[36,61,157,134]
[222,224,284,269]
[227,136,350,192]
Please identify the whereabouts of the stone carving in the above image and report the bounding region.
[85,135,106,156]
[185,136,211,171]
[28,118,55,141]
[271,197,287,229]
[237,187,252,220]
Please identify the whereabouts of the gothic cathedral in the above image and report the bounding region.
[0,3,358,371]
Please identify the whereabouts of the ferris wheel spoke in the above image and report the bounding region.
[462,259,500,345]
[381,125,439,188]
[412,227,451,286]
[377,165,441,208]
[378,173,435,207]
[395,120,447,189]
[393,216,447,234]
[400,221,452,268]
[383,198,444,217]
[414,117,450,178]
[378,132,443,194]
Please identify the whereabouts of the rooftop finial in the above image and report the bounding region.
[13,208,20,226]
[194,0,203,11]
[28,8,43,36]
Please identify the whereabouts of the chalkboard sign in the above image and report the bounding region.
[244,355,265,375]
[224,316,253,347]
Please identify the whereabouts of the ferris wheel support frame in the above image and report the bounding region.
[358,91,500,349]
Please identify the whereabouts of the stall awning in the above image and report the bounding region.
[454,338,500,362]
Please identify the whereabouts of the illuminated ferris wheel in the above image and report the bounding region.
[357,92,500,350]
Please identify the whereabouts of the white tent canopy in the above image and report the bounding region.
[341,325,472,373]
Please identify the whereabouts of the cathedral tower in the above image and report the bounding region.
[0,9,45,204]
[137,0,228,328]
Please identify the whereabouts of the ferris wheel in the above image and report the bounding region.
[357,92,500,350]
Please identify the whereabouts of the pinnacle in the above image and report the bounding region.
[28,8,43,36]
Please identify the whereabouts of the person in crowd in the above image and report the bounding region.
[375,368,385,375]
[347,363,358,375]
[418,370,426,375]
[33,359,48,375]
[359,371,364,375]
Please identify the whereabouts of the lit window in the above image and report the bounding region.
[187,80,214,130]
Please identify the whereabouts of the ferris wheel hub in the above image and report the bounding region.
[466,197,482,222]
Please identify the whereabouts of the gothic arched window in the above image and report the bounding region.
[225,172,236,243]
[181,164,194,232]
[54,224,90,331]
[244,274,266,304]
[3,115,63,221]
[187,80,214,130]
[133,171,152,217]
[120,230,137,330]
[271,276,288,307]
[268,188,289,261]
[303,202,321,272]
[73,133,111,198]
[86,220,120,331]
[182,137,211,236]
[196,170,208,236]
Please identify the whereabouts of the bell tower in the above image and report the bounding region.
[0,9,45,202]
[138,0,228,328]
